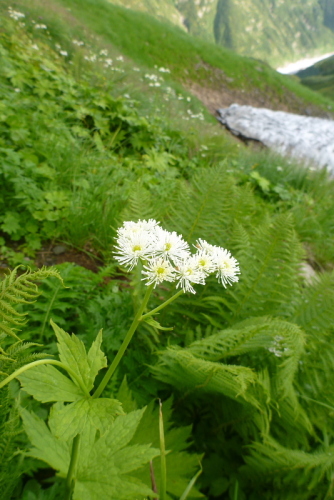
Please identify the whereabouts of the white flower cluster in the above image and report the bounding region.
[114,220,240,294]
[8,7,25,20]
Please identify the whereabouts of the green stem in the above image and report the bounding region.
[65,434,81,500]
[159,400,167,500]
[0,359,90,397]
[141,289,184,320]
[92,284,155,399]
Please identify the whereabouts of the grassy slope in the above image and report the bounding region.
[297,55,334,99]
[10,0,334,114]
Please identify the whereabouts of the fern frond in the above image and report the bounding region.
[0,266,63,341]
[165,164,257,246]
[245,437,334,493]
[152,347,261,409]
[292,270,334,334]
[222,214,304,322]
[186,317,305,396]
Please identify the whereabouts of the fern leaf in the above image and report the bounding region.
[0,267,63,341]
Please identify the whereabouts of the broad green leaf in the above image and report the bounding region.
[19,407,70,475]
[118,386,203,499]
[49,398,124,441]
[74,409,160,500]
[51,320,107,392]
[18,364,84,402]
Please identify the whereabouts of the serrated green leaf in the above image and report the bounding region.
[18,364,85,402]
[143,316,173,331]
[74,409,160,500]
[51,320,107,392]
[48,398,124,441]
[118,389,203,499]
[19,407,70,474]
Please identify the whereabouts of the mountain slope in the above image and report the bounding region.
[10,0,333,119]
[106,0,334,67]
[297,54,334,99]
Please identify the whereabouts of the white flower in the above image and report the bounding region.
[59,50,68,57]
[213,247,240,287]
[114,231,155,270]
[154,227,190,263]
[72,39,84,46]
[8,8,25,20]
[142,258,176,287]
[175,256,206,294]
[34,24,47,29]
[117,219,159,239]
[194,238,216,255]
[194,249,216,276]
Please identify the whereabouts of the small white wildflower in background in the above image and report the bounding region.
[142,258,175,287]
[59,50,68,57]
[123,94,130,98]
[84,54,97,62]
[175,256,206,294]
[72,39,84,46]
[14,88,21,93]
[34,24,47,29]
[31,44,39,50]
[104,59,113,67]
[159,67,171,73]
[133,67,140,71]
[100,49,108,56]
[116,55,124,62]
[214,248,240,287]
[276,166,283,171]
[8,7,25,20]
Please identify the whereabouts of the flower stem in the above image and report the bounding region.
[0,359,90,397]
[159,400,167,500]
[65,434,80,500]
[141,289,184,320]
[92,283,155,399]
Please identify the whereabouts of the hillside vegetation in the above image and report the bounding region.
[109,0,334,66]
[297,54,334,99]
[1,2,334,500]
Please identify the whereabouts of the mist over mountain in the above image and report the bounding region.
[109,0,334,66]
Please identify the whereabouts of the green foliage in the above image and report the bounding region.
[0,266,62,500]
[117,379,203,499]
[20,406,159,500]
[0,267,62,341]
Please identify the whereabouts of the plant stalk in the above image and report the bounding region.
[92,283,155,399]
[65,434,81,500]
[141,289,184,320]
[159,399,167,500]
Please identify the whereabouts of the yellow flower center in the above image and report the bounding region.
[156,267,165,275]
[132,245,142,252]
[164,242,172,251]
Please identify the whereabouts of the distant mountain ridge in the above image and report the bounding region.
[108,0,334,66]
